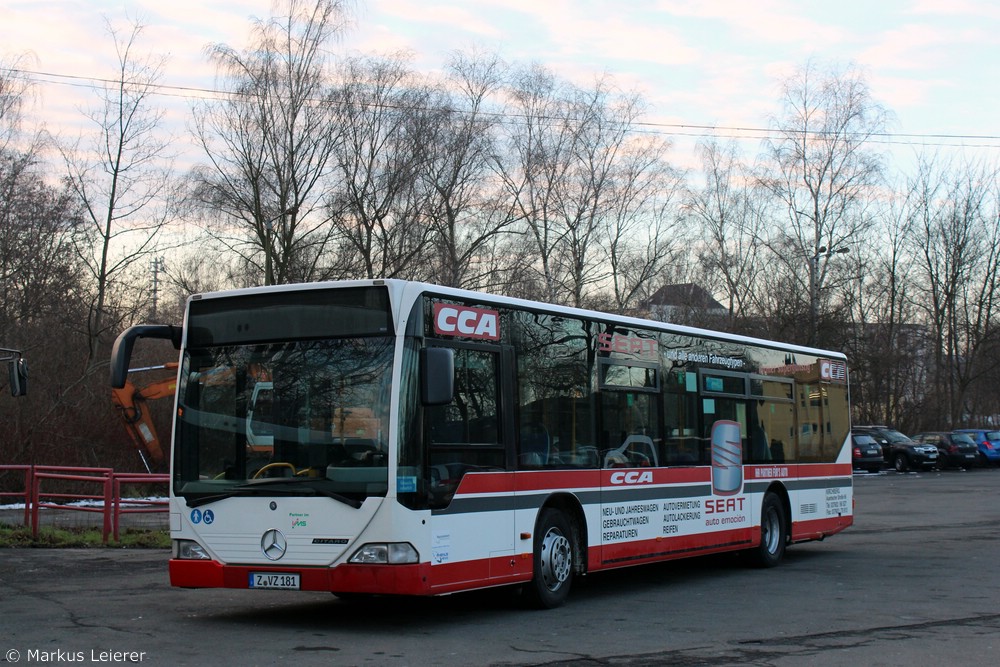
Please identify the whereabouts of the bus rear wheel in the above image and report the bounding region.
[525,508,574,609]
[747,492,786,568]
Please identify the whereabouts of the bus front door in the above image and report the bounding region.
[427,344,517,586]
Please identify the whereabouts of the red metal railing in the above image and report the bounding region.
[0,464,33,526]
[113,473,169,541]
[30,466,115,540]
[0,465,168,543]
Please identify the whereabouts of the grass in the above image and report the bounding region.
[0,523,170,548]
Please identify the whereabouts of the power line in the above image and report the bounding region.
[5,65,1000,150]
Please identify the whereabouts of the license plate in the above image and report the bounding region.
[249,572,300,590]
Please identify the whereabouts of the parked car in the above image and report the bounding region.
[851,432,884,473]
[911,431,979,469]
[853,425,938,472]
[953,428,1000,467]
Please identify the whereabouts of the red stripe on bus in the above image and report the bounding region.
[455,467,712,495]
[452,472,516,494]
[457,465,848,496]
[792,463,853,478]
[746,463,852,480]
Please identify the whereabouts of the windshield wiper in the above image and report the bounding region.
[186,479,362,509]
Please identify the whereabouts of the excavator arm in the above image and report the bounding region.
[111,363,177,472]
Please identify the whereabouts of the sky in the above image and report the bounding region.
[3,0,999,173]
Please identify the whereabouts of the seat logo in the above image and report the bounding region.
[261,529,287,560]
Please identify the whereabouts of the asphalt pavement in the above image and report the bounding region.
[2,468,999,667]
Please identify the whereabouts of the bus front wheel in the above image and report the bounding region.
[748,492,786,568]
[525,508,574,609]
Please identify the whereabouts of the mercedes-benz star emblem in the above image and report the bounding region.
[261,529,287,561]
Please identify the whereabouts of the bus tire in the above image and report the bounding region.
[525,508,574,609]
[748,492,786,568]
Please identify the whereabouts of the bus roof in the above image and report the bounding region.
[185,278,847,361]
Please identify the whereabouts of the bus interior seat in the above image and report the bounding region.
[520,424,550,466]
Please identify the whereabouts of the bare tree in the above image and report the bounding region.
[550,79,631,307]
[328,53,435,280]
[190,0,348,285]
[59,18,176,372]
[499,64,576,303]
[0,55,36,152]
[420,51,522,290]
[760,60,890,346]
[687,138,769,327]
[0,154,83,330]
[603,133,686,315]
[842,196,926,429]
[502,68,670,308]
[0,94,89,463]
[907,155,1000,427]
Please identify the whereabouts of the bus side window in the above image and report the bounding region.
[750,378,795,464]
[599,390,660,468]
[748,402,771,463]
[662,370,700,465]
[513,311,594,470]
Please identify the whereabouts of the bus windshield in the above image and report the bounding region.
[172,287,394,504]
[175,337,394,503]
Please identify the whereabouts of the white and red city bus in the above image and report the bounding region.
[110,279,853,608]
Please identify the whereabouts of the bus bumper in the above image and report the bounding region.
[169,558,432,595]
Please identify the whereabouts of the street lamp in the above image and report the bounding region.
[809,245,850,347]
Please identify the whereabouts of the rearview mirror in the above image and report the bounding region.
[110,324,182,388]
[8,358,27,397]
[420,347,454,406]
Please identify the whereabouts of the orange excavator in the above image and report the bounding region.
[111,362,274,471]
[111,363,177,472]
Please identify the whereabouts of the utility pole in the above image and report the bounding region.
[151,257,165,319]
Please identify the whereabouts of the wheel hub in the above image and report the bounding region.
[539,528,572,590]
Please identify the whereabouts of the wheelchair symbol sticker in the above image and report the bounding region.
[190,509,215,525]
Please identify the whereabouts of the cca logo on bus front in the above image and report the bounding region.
[433,304,500,341]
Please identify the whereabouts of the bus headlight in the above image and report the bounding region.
[174,539,211,560]
[349,542,419,564]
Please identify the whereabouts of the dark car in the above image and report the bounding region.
[853,425,938,472]
[851,432,883,473]
[953,429,1000,467]
[912,431,979,469]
